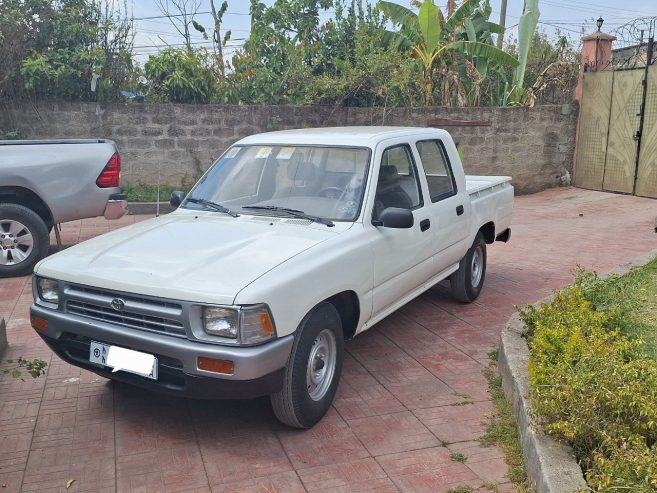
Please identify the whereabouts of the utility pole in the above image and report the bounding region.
[497,0,508,49]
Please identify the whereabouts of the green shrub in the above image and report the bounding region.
[520,285,657,491]
[122,181,178,203]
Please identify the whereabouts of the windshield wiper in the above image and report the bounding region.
[184,198,239,217]
[242,205,334,227]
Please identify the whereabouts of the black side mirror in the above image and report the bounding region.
[373,207,414,229]
[170,190,186,207]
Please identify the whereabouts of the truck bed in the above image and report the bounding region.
[465,175,512,195]
[465,175,514,242]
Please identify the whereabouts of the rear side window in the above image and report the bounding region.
[416,140,457,202]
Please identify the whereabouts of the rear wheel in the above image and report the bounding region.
[0,204,50,277]
[271,302,344,429]
[450,232,487,303]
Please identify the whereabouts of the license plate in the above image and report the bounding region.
[89,341,158,380]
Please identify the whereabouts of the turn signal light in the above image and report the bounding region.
[259,312,274,335]
[30,315,48,333]
[197,357,234,375]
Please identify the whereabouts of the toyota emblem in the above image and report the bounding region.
[110,298,125,311]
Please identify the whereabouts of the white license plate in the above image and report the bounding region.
[89,341,158,380]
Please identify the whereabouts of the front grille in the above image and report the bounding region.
[64,284,187,337]
[73,286,182,310]
[67,300,186,336]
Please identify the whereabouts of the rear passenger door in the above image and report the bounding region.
[414,139,470,271]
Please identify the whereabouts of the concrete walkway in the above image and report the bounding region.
[1,187,655,493]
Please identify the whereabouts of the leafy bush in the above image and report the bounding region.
[145,49,217,104]
[520,286,657,491]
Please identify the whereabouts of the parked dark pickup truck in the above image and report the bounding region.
[0,139,127,276]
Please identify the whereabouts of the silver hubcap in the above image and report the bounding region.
[306,329,337,401]
[471,245,484,287]
[0,220,34,266]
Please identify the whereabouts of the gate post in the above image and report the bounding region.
[575,30,616,102]
[572,27,616,188]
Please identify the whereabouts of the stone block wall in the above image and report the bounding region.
[0,102,577,194]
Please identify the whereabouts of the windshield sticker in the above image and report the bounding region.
[277,147,296,160]
[255,147,272,159]
[224,147,241,159]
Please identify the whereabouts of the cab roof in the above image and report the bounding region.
[235,126,448,147]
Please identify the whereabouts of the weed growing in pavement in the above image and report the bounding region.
[481,364,532,491]
[450,452,467,463]
[447,486,474,493]
[2,357,48,380]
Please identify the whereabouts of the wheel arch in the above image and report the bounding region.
[320,290,360,340]
[0,186,54,228]
[478,221,495,244]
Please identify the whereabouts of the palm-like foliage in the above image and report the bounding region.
[378,0,518,106]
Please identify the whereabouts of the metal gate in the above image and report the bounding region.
[574,36,657,198]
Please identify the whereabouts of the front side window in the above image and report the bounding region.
[373,145,422,220]
[416,140,456,201]
[185,145,370,221]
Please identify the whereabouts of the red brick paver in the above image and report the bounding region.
[1,188,656,492]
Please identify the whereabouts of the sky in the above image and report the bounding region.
[128,0,657,62]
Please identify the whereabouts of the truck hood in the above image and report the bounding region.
[35,212,345,304]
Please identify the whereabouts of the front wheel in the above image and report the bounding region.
[0,204,50,277]
[270,302,344,429]
[450,232,487,303]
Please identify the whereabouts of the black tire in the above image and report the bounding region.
[270,302,344,429]
[0,203,50,277]
[450,232,487,303]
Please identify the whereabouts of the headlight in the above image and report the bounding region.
[36,278,59,305]
[201,305,276,345]
[203,307,238,338]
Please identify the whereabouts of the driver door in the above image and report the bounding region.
[370,144,435,318]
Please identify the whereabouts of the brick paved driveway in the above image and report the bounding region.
[1,187,656,493]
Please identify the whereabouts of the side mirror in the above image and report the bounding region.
[373,207,414,229]
[170,190,186,207]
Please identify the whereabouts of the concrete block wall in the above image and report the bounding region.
[0,102,577,194]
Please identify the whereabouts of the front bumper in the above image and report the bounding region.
[30,304,293,399]
[103,193,128,220]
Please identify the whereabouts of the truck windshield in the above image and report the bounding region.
[184,145,371,222]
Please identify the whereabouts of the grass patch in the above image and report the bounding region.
[576,259,657,358]
[0,129,27,140]
[481,364,532,492]
[122,181,179,203]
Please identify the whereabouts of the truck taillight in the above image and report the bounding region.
[96,152,121,188]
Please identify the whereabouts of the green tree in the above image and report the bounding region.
[378,0,518,106]
[307,2,422,107]
[0,0,54,99]
[8,0,133,102]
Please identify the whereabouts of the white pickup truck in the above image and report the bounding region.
[30,127,513,428]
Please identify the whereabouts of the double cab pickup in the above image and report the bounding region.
[30,127,513,428]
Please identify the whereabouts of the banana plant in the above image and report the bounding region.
[506,0,540,105]
[379,0,518,106]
